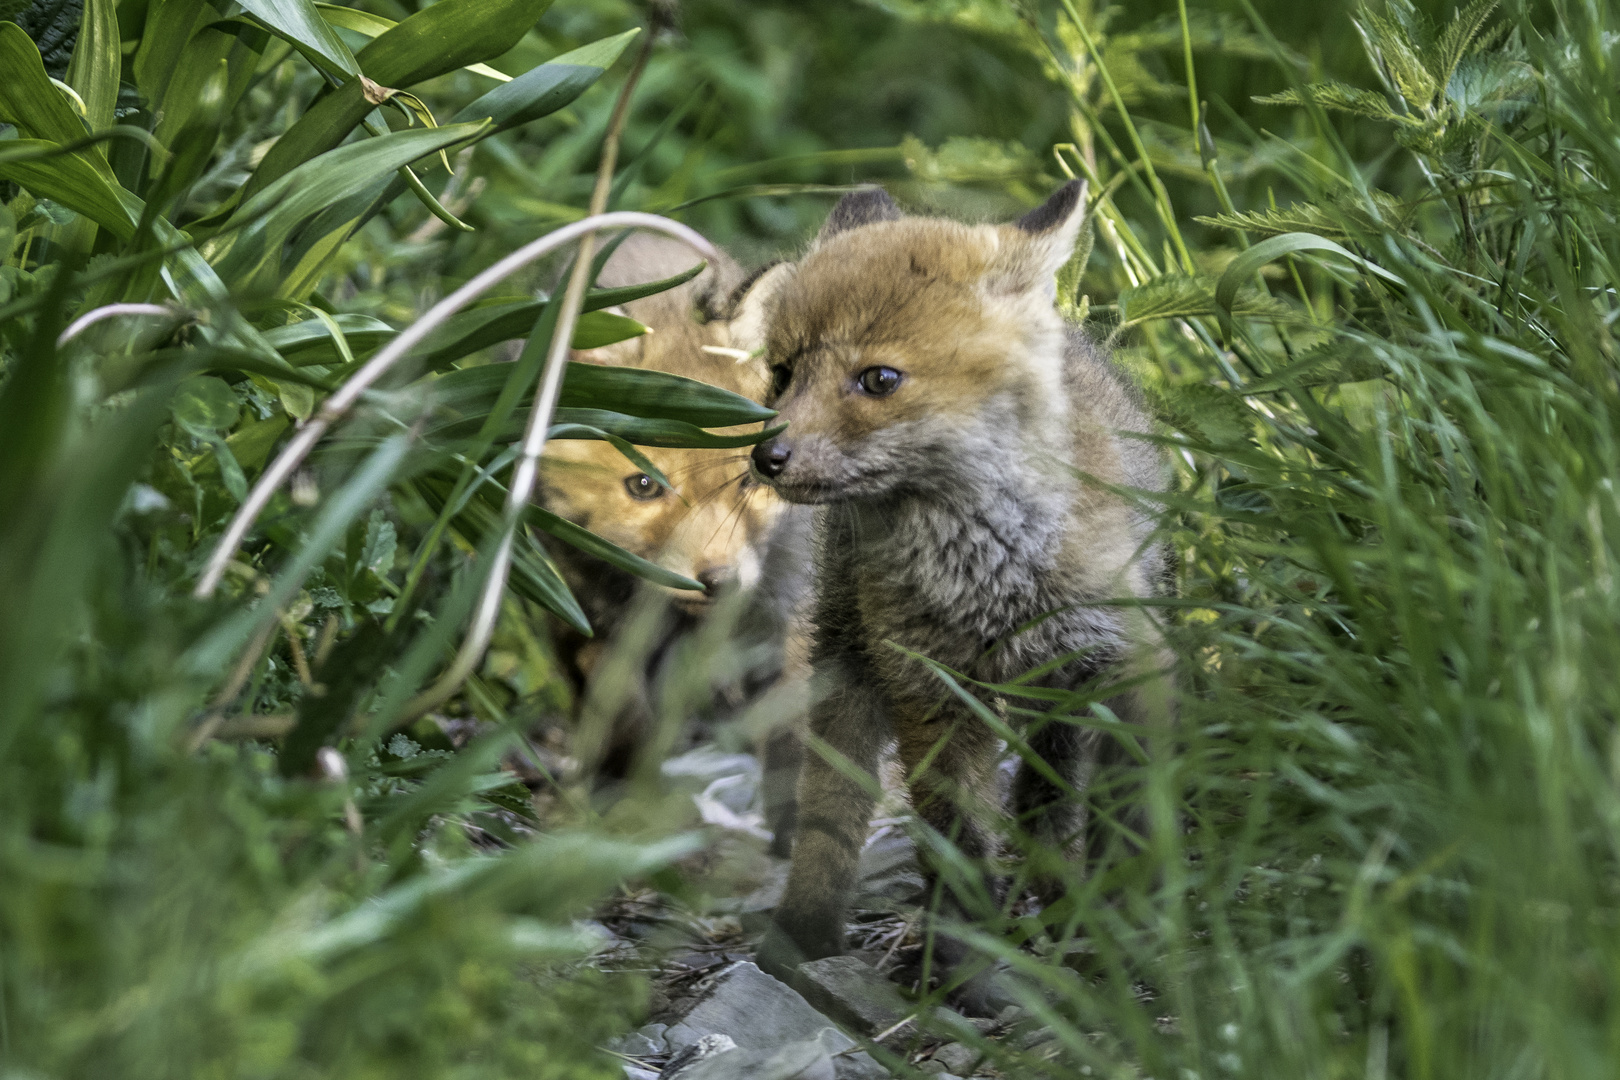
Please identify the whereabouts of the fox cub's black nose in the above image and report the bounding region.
[752,440,792,478]
[696,566,731,592]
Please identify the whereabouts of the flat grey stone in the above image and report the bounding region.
[608,1023,669,1058]
[670,1037,833,1080]
[855,830,925,906]
[930,1042,983,1075]
[796,955,910,1035]
[663,963,886,1079]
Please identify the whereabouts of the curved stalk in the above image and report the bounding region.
[57,303,178,347]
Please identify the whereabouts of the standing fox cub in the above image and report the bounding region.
[540,234,808,784]
[748,183,1170,999]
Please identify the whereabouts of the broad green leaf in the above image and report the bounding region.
[171,375,241,433]
[411,303,647,369]
[415,478,589,633]
[449,30,639,135]
[235,0,357,78]
[210,122,483,291]
[139,59,232,231]
[559,364,775,427]
[548,409,784,450]
[150,18,267,144]
[570,311,648,350]
[1214,232,1406,318]
[526,503,702,592]
[266,312,395,363]
[354,0,555,89]
[547,422,673,491]
[423,407,782,450]
[273,171,399,301]
[409,263,706,369]
[277,304,651,369]
[0,22,95,149]
[582,260,707,312]
[191,413,292,480]
[132,0,215,120]
[63,0,118,150]
[247,0,555,196]
[426,362,775,430]
[313,3,510,82]
[0,140,134,238]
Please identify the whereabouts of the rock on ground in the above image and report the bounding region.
[662,961,887,1080]
[795,955,911,1035]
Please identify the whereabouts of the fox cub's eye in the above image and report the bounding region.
[623,473,663,501]
[856,366,903,396]
[769,363,793,396]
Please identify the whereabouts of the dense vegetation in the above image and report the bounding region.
[2,0,1618,1076]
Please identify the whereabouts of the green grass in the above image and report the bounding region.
[2,0,1619,1076]
[912,1,1620,1075]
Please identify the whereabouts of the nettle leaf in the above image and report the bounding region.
[1431,0,1501,87]
[1447,52,1535,121]
[1161,382,1253,447]
[1355,7,1440,109]
[1254,80,1408,122]
[900,134,1043,185]
[1196,191,1417,242]
[360,508,397,577]
[1244,338,1388,393]
[1118,273,1285,326]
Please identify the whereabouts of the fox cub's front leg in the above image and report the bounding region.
[757,663,888,977]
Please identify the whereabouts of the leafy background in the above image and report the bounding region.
[3,0,1619,1077]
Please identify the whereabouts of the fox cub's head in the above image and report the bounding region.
[541,234,785,615]
[747,182,1088,503]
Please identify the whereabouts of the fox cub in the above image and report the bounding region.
[747,183,1170,997]
[540,234,809,784]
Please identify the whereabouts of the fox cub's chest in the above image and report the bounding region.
[846,494,1069,675]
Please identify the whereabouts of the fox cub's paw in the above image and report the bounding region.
[755,917,841,984]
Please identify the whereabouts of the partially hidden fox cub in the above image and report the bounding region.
[539,233,810,803]
[747,183,1170,1002]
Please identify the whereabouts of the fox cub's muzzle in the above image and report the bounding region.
[750,438,792,479]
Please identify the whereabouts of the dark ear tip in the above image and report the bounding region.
[818,187,902,241]
[1015,179,1086,234]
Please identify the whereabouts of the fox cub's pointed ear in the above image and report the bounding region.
[727,262,795,354]
[1000,180,1089,294]
[722,262,796,398]
[815,187,902,245]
